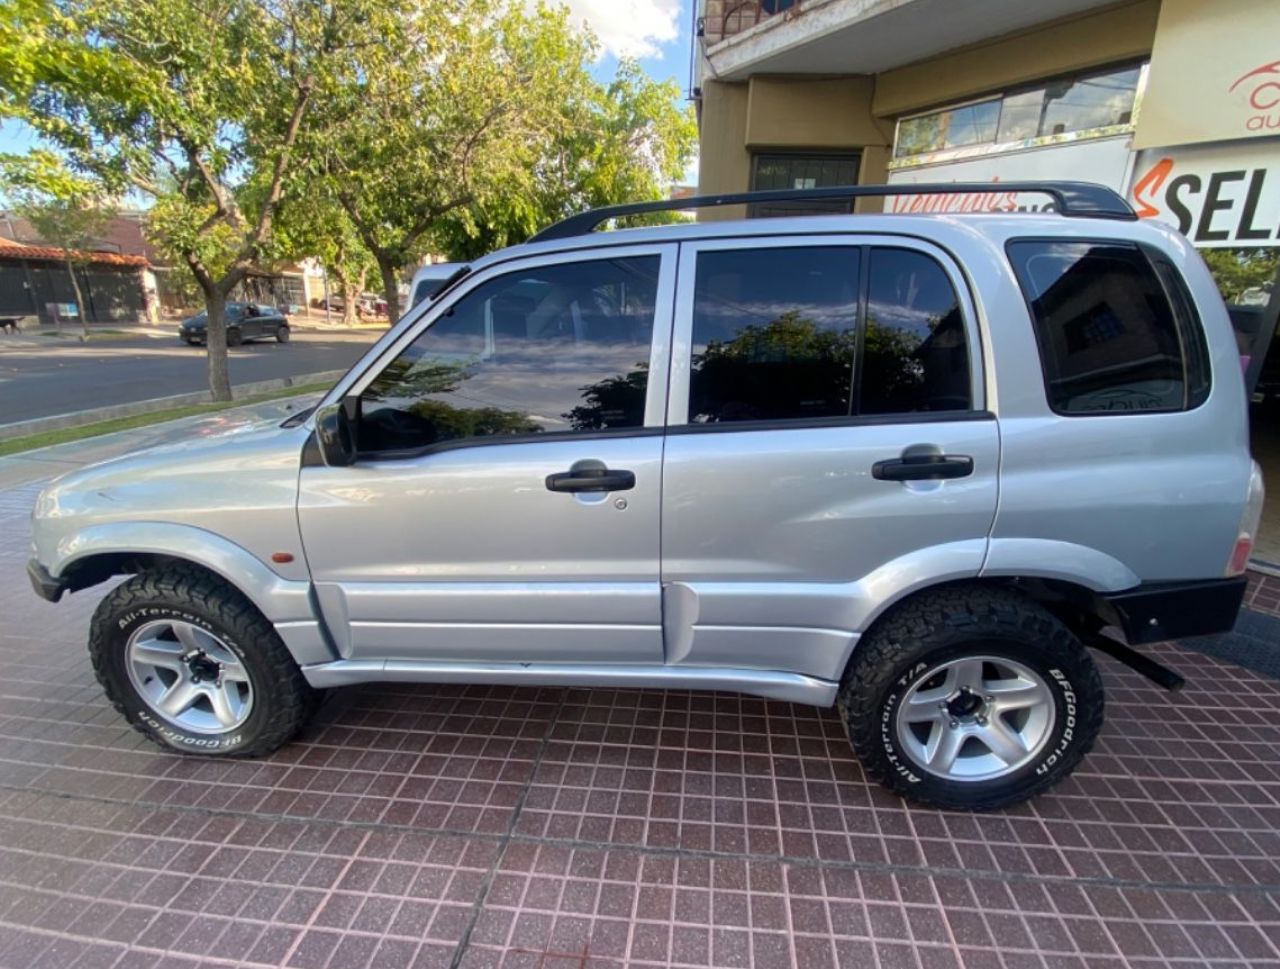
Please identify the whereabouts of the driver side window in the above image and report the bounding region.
[357,256,661,454]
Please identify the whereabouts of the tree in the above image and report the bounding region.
[431,59,699,262]
[309,1,628,324]
[0,0,388,399]
[0,150,114,340]
[275,195,375,326]
[1202,248,1280,304]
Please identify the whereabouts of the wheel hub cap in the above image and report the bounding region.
[895,655,1055,782]
[126,620,253,734]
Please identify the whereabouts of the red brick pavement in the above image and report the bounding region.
[0,480,1277,969]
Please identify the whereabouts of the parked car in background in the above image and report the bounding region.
[408,262,464,311]
[179,303,290,346]
[359,293,388,317]
[29,183,1260,811]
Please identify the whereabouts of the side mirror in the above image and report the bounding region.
[314,401,356,467]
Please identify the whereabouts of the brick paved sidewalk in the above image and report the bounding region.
[1,476,1278,969]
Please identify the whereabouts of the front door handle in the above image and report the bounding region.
[873,454,974,482]
[546,467,636,494]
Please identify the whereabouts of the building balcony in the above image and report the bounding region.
[701,0,1132,81]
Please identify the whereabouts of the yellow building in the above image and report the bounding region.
[693,0,1280,565]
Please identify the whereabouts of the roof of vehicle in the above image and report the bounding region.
[463,208,1189,277]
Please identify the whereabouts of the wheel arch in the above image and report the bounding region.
[50,522,314,625]
[848,574,1127,681]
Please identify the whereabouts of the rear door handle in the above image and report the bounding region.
[872,454,974,481]
[545,467,636,494]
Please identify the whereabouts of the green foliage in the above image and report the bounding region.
[433,59,698,261]
[0,0,396,396]
[1202,248,1279,303]
[0,150,114,257]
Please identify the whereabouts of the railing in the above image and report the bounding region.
[701,0,798,46]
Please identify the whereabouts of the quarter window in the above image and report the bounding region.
[1007,241,1210,414]
[687,246,972,424]
[358,257,659,453]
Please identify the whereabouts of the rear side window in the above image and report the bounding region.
[687,245,972,424]
[1007,241,1211,414]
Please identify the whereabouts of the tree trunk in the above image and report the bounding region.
[204,287,233,402]
[378,257,401,325]
[64,256,88,341]
[334,269,359,326]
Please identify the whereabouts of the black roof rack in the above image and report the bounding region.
[530,181,1136,242]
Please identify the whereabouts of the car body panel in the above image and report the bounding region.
[29,208,1258,705]
[297,242,678,664]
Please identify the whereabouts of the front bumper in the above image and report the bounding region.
[27,558,66,603]
[1102,577,1246,644]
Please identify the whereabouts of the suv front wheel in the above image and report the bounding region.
[839,585,1103,811]
[89,568,320,756]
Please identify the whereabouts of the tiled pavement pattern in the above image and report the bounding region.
[1,478,1278,969]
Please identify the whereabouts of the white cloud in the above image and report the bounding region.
[551,0,683,60]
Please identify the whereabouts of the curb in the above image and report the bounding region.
[0,370,345,443]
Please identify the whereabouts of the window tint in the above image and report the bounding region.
[862,249,971,414]
[688,248,860,423]
[1007,241,1208,414]
[687,246,972,424]
[358,257,659,453]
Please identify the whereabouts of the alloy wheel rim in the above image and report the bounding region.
[894,654,1055,782]
[125,620,253,734]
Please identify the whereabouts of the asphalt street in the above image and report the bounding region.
[0,329,380,424]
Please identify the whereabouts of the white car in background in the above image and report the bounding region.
[407,262,465,311]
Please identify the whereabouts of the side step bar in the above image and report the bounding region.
[300,659,839,706]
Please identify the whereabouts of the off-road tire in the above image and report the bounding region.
[89,568,320,756]
[838,584,1104,811]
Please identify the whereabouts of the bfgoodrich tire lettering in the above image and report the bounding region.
[838,584,1104,811]
[89,568,320,757]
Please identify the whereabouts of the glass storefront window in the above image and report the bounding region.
[894,63,1143,159]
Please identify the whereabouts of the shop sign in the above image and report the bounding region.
[885,136,1132,214]
[1130,139,1280,248]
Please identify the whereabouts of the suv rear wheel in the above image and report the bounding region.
[89,568,320,756]
[839,585,1103,811]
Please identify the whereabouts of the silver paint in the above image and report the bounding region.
[29,211,1259,707]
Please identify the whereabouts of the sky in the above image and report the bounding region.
[0,0,698,182]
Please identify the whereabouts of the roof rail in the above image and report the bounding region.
[530,181,1137,242]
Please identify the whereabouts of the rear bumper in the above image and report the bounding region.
[27,559,65,603]
[1102,577,1246,644]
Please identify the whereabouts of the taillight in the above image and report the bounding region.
[1228,536,1254,576]
[1227,463,1265,576]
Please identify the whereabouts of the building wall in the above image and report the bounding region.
[696,0,1161,201]
[697,80,753,220]
[872,0,1160,118]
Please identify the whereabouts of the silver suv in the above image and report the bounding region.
[28,183,1264,810]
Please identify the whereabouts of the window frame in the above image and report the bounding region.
[1005,237,1213,418]
[331,243,679,462]
[667,234,988,432]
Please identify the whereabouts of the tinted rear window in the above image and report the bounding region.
[1007,241,1210,414]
